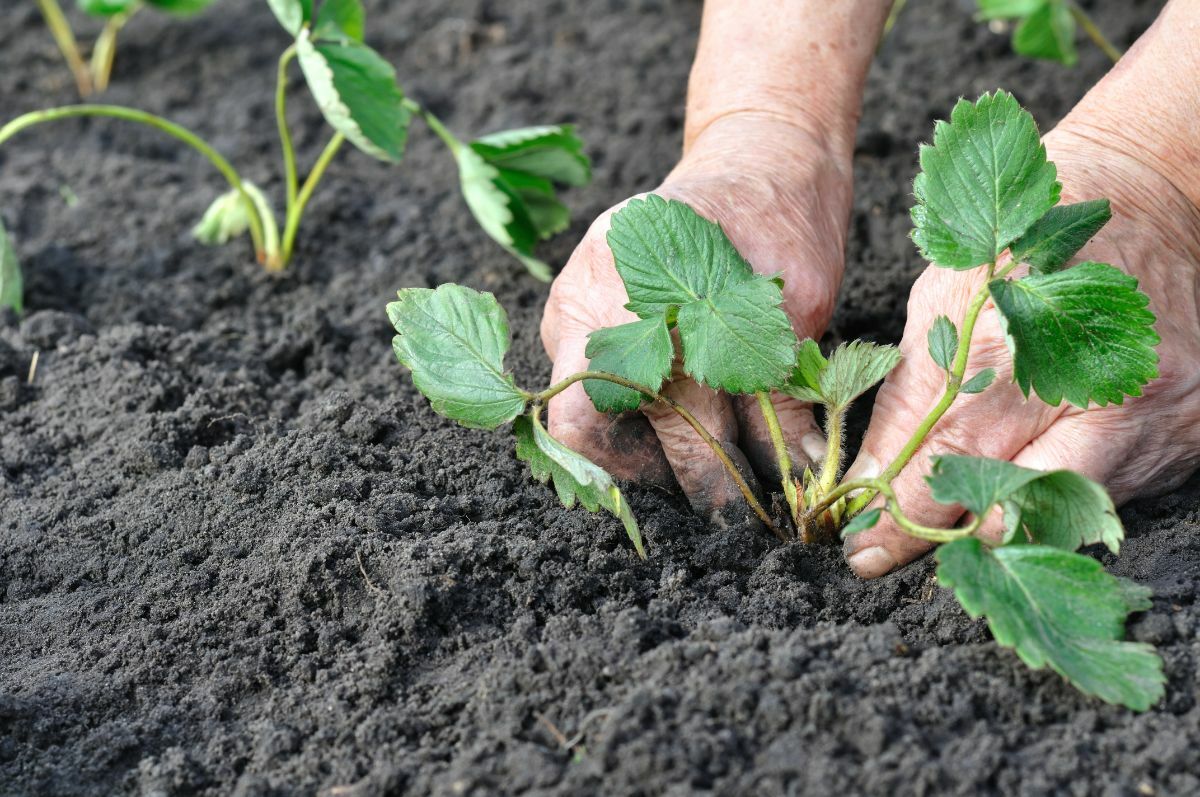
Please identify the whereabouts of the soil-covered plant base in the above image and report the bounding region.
[2,1,1197,795]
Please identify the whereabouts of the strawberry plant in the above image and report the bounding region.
[387,91,1165,710]
[975,0,1122,65]
[0,0,590,312]
[35,0,218,97]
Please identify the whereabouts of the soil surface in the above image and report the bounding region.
[2,0,1197,795]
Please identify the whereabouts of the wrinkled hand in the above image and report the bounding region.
[540,116,852,525]
[844,123,1200,577]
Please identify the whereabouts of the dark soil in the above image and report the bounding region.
[2,0,1197,795]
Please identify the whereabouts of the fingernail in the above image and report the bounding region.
[842,451,881,483]
[801,432,828,464]
[847,546,898,578]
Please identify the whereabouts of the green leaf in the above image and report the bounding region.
[976,0,1046,19]
[936,538,1164,711]
[927,455,1043,517]
[457,148,551,281]
[78,0,135,14]
[782,340,901,410]
[144,0,217,13]
[928,315,958,371]
[989,262,1159,407]
[514,415,645,559]
[911,91,1060,270]
[1003,469,1123,552]
[584,317,673,413]
[296,28,411,162]
[471,125,591,188]
[1010,199,1111,275]
[500,170,570,240]
[192,182,269,246]
[842,508,882,538]
[314,0,365,41]
[960,368,996,394]
[265,0,312,34]
[0,218,23,315]
[676,277,797,394]
[387,284,527,430]
[1013,0,1077,66]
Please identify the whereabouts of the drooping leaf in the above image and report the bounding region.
[927,455,1043,517]
[514,415,645,559]
[911,91,1060,270]
[1010,199,1111,274]
[387,284,528,429]
[584,317,673,413]
[782,340,900,410]
[0,218,22,315]
[606,196,799,394]
[296,28,411,162]
[989,261,1159,407]
[192,182,269,245]
[313,0,364,40]
[266,0,312,34]
[1003,469,1123,552]
[675,277,797,394]
[960,368,996,394]
[975,0,1045,18]
[458,126,592,281]
[936,538,1163,711]
[841,508,882,538]
[1013,0,1077,66]
[928,315,958,371]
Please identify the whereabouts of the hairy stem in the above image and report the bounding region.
[404,98,462,156]
[0,104,272,261]
[278,133,346,268]
[276,45,299,213]
[845,272,994,516]
[755,391,799,524]
[822,478,981,543]
[1068,2,1123,63]
[817,407,845,494]
[35,0,93,97]
[534,372,784,541]
[90,6,138,92]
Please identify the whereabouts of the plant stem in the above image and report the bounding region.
[880,0,907,45]
[817,478,981,543]
[755,391,799,523]
[535,372,784,541]
[845,275,994,516]
[275,45,300,213]
[817,407,844,494]
[278,133,346,269]
[90,5,139,92]
[403,98,462,156]
[0,104,271,262]
[35,0,93,97]
[1068,2,1122,63]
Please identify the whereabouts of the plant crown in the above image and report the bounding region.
[387,90,1165,711]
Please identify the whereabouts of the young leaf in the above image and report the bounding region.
[936,538,1164,711]
[1003,469,1123,552]
[975,0,1045,18]
[841,508,882,538]
[1013,0,1077,66]
[314,0,365,41]
[514,415,645,559]
[1009,199,1111,275]
[584,317,673,413]
[459,125,592,280]
[782,340,901,410]
[911,91,1060,270]
[192,182,268,245]
[606,196,799,394]
[82,0,216,14]
[296,28,411,162]
[989,262,1159,407]
[926,455,1042,517]
[266,0,312,34]
[927,315,958,371]
[0,218,22,314]
[387,284,528,430]
[960,368,996,394]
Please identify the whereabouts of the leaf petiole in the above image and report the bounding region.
[276,44,300,212]
[279,132,346,268]
[404,98,462,156]
[755,391,799,524]
[1068,1,1122,63]
[34,0,93,97]
[90,5,141,93]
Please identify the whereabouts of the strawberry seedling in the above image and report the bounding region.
[0,0,590,312]
[975,0,1122,65]
[388,91,1164,711]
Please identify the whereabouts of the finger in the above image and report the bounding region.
[842,305,1065,578]
[733,392,825,485]
[642,374,762,528]
[546,332,676,490]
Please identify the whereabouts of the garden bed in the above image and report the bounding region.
[2,0,1197,794]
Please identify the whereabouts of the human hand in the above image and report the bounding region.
[843,121,1200,577]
